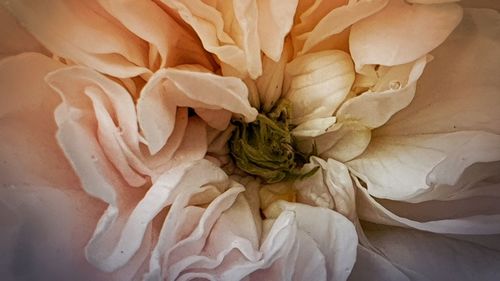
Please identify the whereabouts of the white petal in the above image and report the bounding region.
[336,56,428,129]
[266,202,358,281]
[349,0,463,70]
[284,50,355,125]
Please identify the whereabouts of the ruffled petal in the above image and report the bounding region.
[1,0,150,78]
[299,0,388,55]
[162,0,262,78]
[349,0,463,70]
[96,0,213,71]
[0,53,79,189]
[265,201,358,281]
[137,66,258,154]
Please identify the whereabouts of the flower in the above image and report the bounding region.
[1,0,500,281]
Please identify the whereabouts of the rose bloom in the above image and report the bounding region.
[1,0,500,280]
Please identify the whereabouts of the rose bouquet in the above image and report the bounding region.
[1,0,499,280]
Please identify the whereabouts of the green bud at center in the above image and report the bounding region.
[229,100,318,183]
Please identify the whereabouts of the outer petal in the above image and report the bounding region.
[0,53,78,189]
[349,0,463,70]
[0,6,46,59]
[362,224,500,280]
[348,8,500,203]
[1,0,150,78]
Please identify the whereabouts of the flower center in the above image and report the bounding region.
[229,100,318,183]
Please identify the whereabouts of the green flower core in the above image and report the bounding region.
[229,100,318,183]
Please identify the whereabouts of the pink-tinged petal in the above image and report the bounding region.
[1,0,150,78]
[299,0,388,55]
[363,225,500,280]
[0,53,79,189]
[408,0,458,3]
[256,0,298,61]
[460,0,500,10]
[162,0,262,79]
[377,8,500,136]
[137,66,257,154]
[93,159,226,272]
[96,0,213,71]
[0,185,117,280]
[349,0,463,70]
[291,0,347,54]
[0,6,47,59]
[46,66,146,187]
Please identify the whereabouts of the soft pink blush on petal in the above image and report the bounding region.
[0,53,79,189]
[349,0,463,70]
[0,6,47,59]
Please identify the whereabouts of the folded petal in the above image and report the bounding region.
[299,0,388,55]
[377,8,500,136]
[349,0,463,70]
[137,66,258,154]
[256,0,298,61]
[2,0,150,78]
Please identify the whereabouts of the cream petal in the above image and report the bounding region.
[377,8,500,136]
[284,50,355,125]
[299,0,388,55]
[137,66,257,154]
[256,39,292,113]
[363,224,500,280]
[1,0,151,78]
[292,117,337,138]
[266,201,358,281]
[256,0,298,61]
[0,6,47,59]
[355,179,500,235]
[348,132,500,202]
[349,0,463,70]
[97,0,213,71]
[0,53,79,189]
[336,56,428,129]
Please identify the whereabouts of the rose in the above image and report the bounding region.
[0,0,500,280]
